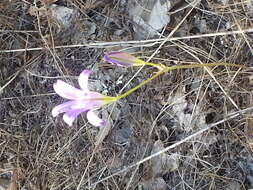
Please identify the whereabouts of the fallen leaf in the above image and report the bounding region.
[151,140,179,176]
[167,86,207,132]
[95,110,113,146]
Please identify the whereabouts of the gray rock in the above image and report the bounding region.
[128,0,171,39]
[49,4,78,30]
[112,124,133,146]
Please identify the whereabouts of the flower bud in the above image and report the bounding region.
[103,52,145,67]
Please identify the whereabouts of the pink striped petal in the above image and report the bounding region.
[52,101,75,117]
[78,70,92,91]
[87,110,105,127]
[103,52,144,67]
[53,80,85,99]
[63,109,87,126]
[71,92,105,110]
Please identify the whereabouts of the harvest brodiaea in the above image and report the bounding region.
[52,70,116,127]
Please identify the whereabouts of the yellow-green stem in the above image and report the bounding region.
[140,61,165,70]
[115,70,165,100]
[166,63,244,70]
[115,62,243,101]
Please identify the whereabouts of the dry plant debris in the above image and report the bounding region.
[128,0,171,39]
[150,140,179,177]
[0,0,253,189]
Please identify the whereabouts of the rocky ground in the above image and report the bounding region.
[1,0,253,189]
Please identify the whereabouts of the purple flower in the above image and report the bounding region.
[103,52,146,67]
[52,70,115,127]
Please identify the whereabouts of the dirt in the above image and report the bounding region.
[0,0,253,189]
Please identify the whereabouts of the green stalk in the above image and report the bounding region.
[115,62,244,101]
[115,70,165,100]
[140,61,166,70]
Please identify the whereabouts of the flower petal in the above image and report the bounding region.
[52,101,75,117]
[63,109,87,126]
[103,52,140,67]
[87,110,105,127]
[71,92,105,109]
[53,80,85,99]
[78,70,92,91]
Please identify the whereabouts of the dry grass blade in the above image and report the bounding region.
[125,2,199,188]
[88,106,253,187]
[1,0,253,189]
[0,28,252,53]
